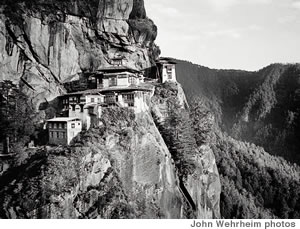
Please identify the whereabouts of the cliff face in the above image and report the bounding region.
[151,82,221,219]
[0,109,198,218]
[0,1,221,219]
[0,0,159,107]
[0,85,221,219]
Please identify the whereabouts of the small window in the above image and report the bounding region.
[56,132,59,138]
[91,98,95,103]
[62,132,66,139]
[78,123,81,126]
[59,123,62,129]
[53,123,57,129]
[50,132,53,138]
[71,123,75,128]
[109,77,117,86]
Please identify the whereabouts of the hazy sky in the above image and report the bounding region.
[145,0,300,71]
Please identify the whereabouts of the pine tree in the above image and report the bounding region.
[0,80,35,154]
[162,97,197,177]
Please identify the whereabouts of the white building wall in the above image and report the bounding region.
[162,64,176,83]
[68,94,103,130]
[103,78,110,88]
[117,77,129,87]
[67,120,82,144]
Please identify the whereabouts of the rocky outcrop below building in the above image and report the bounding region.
[151,82,221,218]
[0,83,221,219]
[0,0,159,108]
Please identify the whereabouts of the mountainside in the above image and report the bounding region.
[0,83,221,219]
[175,59,300,218]
[1,0,299,220]
[175,60,300,165]
[0,0,159,109]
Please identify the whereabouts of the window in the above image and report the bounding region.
[80,105,84,113]
[123,94,135,107]
[98,98,101,103]
[105,95,117,104]
[56,132,59,138]
[50,132,53,138]
[109,77,117,86]
[53,123,57,129]
[78,123,81,126]
[123,94,134,101]
[59,123,62,129]
[49,123,52,129]
[62,132,66,139]
[129,77,136,85]
[113,60,122,66]
[71,123,75,128]
[91,98,95,103]
[72,105,76,111]
[80,97,86,103]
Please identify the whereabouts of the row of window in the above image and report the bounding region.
[70,105,84,112]
[66,97,101,104]
[49,122,80,129]
[49,123,66,129]
[50,131,66,139]
[105,95,118,104]
[123,94,134,101]
[71,123,80,128]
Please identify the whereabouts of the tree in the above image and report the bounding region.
[0,80,35,154]
[190,97,215,145]
[161,97,197,177]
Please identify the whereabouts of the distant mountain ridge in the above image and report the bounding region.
[173,59,300,218]
[175,59,300,165]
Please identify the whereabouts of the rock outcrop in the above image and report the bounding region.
[0,1,221,219]
[0,110,182,218]
[151,82,221,219]
[0,0,159,107]
[0,84,221,219]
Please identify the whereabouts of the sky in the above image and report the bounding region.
[145,0,300,71]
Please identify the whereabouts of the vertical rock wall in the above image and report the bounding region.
[0,0,159,107]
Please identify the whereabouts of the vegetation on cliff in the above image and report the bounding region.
[0,80,37,155]
[151,83,197,178]
[175,59,300,165]
[174,59,300,219]
[214,132,300,218]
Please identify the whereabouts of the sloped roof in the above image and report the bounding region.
[65,89,103,96]
[96,66,141,74]
[99,83,154,93]
[47,117,81,122]
[156,57,177,65]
